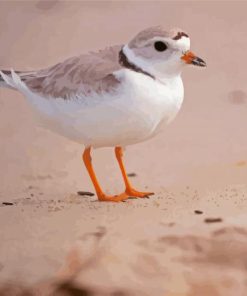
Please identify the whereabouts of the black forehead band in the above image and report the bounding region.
[173,32,189,40]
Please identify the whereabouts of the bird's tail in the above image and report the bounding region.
[0,69,32,91]
[0,70,17,90]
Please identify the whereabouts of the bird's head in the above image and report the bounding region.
[123,26,206,79]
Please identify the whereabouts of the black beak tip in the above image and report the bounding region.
[192,57,206,67]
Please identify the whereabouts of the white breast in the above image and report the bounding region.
[5,70,184,148]
[102,69,185,144]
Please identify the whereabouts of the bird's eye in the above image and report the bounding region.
[154,41,167,52]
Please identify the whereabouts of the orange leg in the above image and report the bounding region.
[115,146,154,198]
[82,147,128,202]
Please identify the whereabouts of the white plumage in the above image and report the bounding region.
[0,68,184,148]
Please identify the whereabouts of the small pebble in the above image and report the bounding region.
[2,202,14,206]
[77,191,95,197]
[204,218,223,223]
[127,173,137,177]
[194,210,203,215]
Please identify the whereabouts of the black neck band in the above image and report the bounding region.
[119,48,155,80]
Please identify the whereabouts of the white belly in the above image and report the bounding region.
[18,70,184,148]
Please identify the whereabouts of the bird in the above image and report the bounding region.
[0,26,206,202]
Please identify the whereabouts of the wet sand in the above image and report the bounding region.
[1,1,247,295]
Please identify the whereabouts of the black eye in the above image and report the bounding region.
[154,41,167,52]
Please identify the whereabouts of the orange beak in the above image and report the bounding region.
[181,51,206,67]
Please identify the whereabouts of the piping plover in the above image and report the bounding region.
[0,26,206,202]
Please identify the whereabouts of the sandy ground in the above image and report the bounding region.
[1,1,247,295]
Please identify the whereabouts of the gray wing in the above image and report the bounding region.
[1,45,123,99]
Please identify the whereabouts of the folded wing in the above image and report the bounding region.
[0,45,123,99]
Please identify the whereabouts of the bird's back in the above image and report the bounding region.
[0,45,123,99]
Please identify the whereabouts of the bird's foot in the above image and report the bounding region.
[97,192,129,202]
[96,189,154,202]
[125,188,154,198]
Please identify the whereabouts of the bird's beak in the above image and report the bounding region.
[181,51,206,67]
